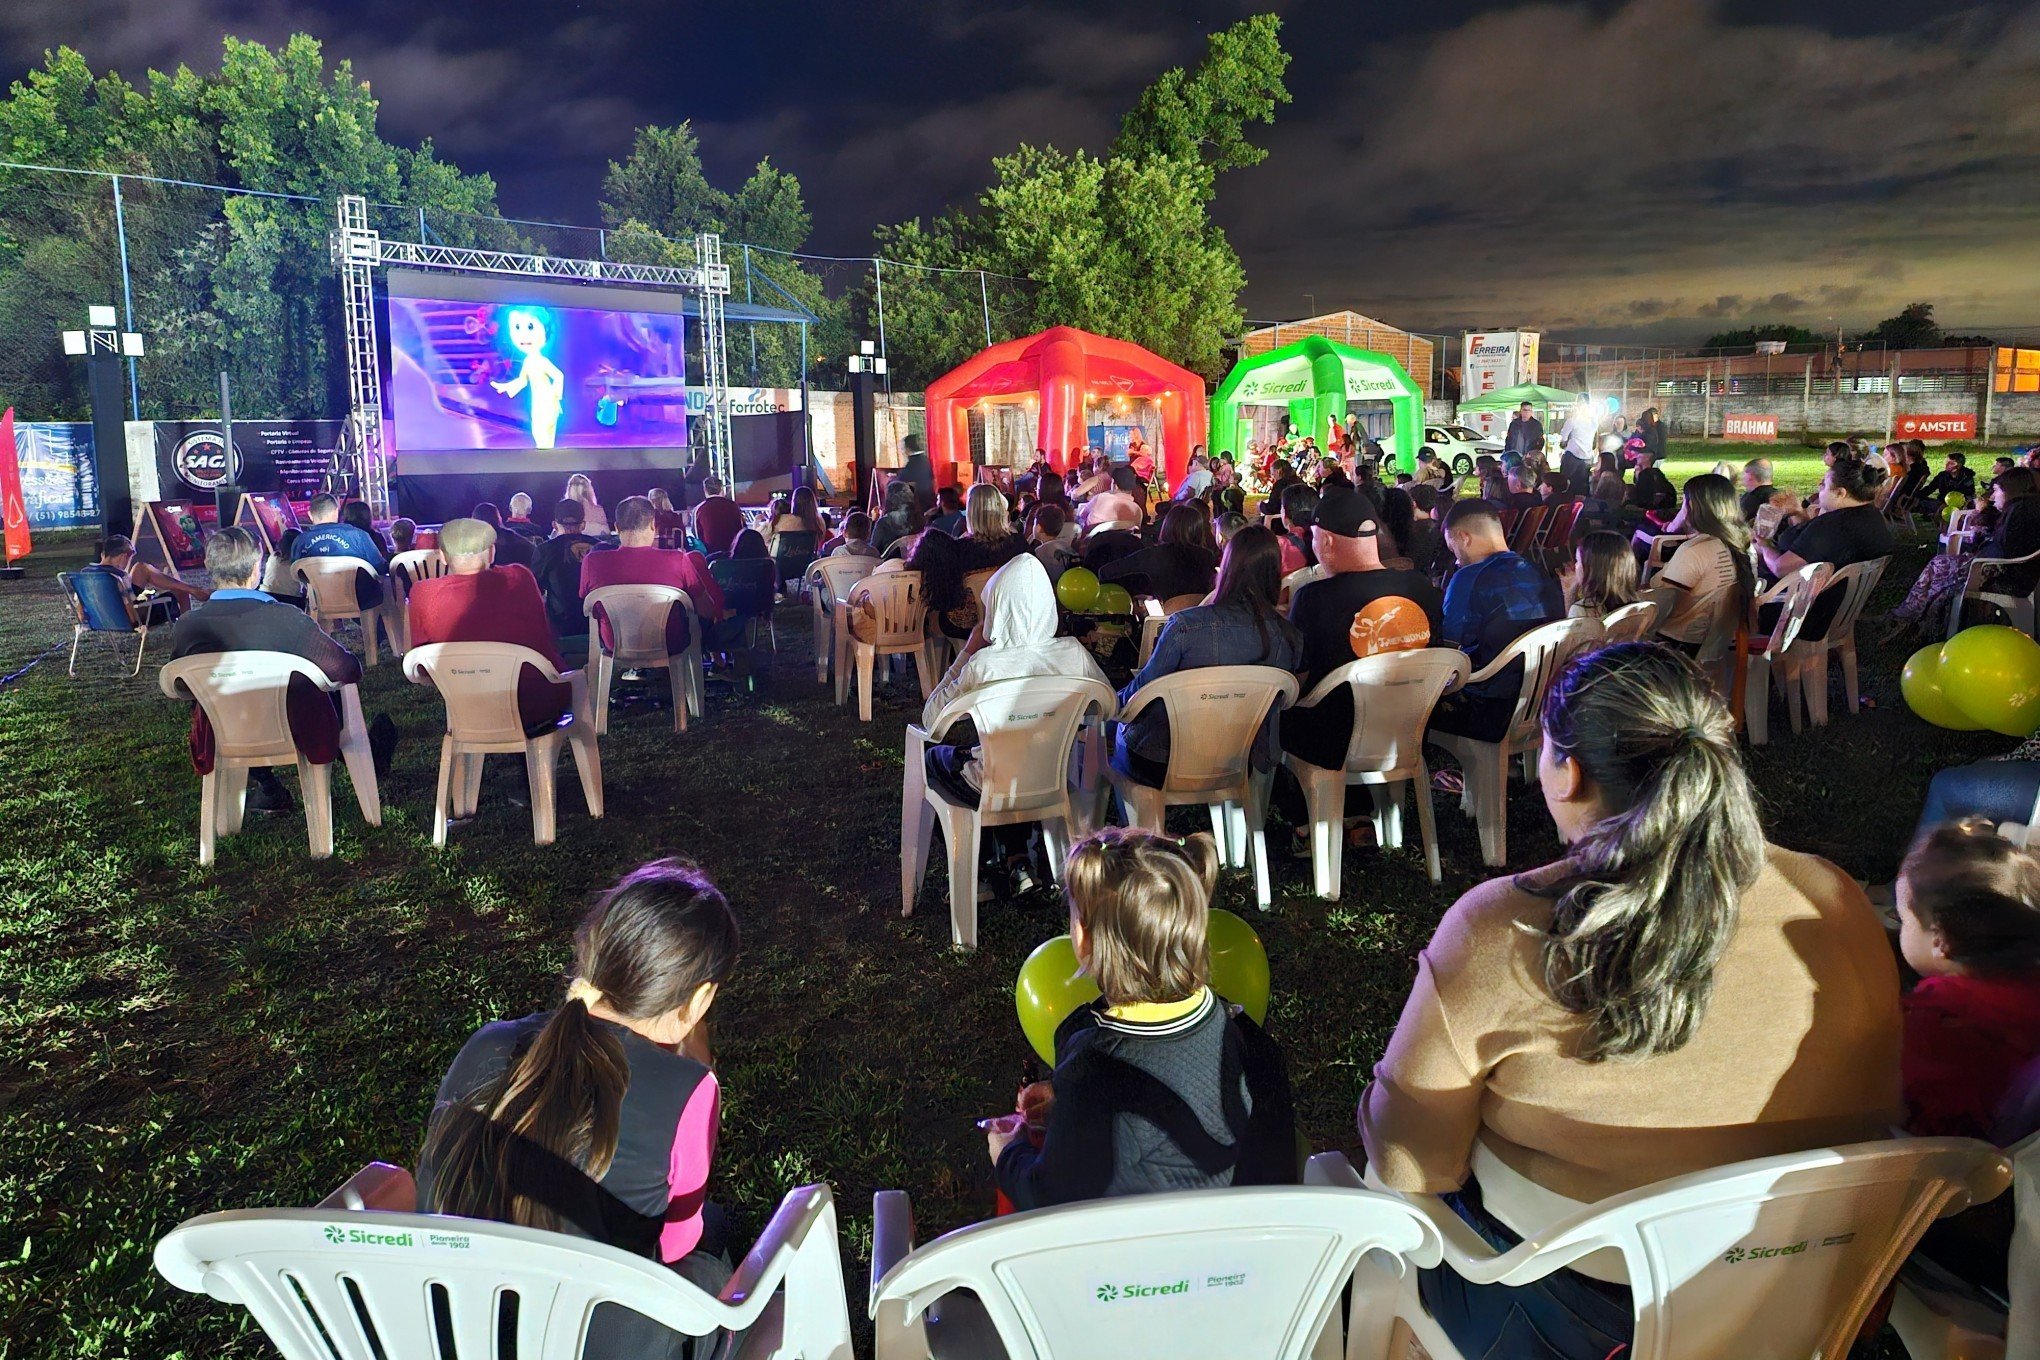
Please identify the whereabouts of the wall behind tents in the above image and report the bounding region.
[10,422,100,529]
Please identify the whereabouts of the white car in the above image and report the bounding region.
[1420,424,1504,476]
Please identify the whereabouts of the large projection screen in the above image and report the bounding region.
[384,269,691,475]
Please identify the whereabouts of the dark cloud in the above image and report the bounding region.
[6,0,2038,345]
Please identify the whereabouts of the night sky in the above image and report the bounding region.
[9,0,2040,343]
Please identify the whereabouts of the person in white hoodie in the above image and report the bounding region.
[921,552,1110,895]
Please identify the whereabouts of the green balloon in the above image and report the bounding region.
[1056,567,1101,613]
[1945,492,1969,509]
[1942,625,2040,737]
[1014,909,1271,1064]
[1094,583,1135,616]
[1015,936,1101,1065]
[1901,643,1984,731]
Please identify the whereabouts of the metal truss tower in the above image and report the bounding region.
[329,194,734,514]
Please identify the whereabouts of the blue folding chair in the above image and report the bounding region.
[60,570,154,677]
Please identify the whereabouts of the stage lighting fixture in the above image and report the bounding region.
[62,331,86,355]
[88,305,117,327]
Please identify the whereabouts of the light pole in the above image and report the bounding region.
[61,306,145,534]
[845,340,887,510]
[1304,292,1316,318]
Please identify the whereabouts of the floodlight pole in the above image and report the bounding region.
[62,306,146,534]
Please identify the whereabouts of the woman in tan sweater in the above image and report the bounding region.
[1360,642,1901,1359]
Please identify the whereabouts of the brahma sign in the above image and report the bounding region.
[1722,414,1778,441]
[1894,413,1976,442]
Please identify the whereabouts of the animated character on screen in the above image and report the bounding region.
[491,308,565,449]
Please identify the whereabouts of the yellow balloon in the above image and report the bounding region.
[1901,643,1984,731]
[1942,625,2040,737]
[1207,909,1270,1024]
[1014,910,1271,1064]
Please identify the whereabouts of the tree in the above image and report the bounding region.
[871,14,1289,382]
[0,38,508,419]
[600,123,726,239]
[1856,301,1941,350]
[1702,323,1819,350]
[1113,13,1292,173]
[603,130,836,387]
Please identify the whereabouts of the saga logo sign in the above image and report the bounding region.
[172,431,240,490]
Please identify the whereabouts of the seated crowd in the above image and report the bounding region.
[133,438,2040,1359]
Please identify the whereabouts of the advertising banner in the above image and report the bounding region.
[10,421,99,528]
[2,410,28,564]
[1459,331,1540,440]
[129,420,343,517]
[1723,414,1780,441]
[1894,413,1976,442]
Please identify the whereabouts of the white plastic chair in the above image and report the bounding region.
[1892,1129,2040,1360]
[1106,666,1300,910]
[386,548,447,653]
[1638,533,1694,585]
[868,1182,1442,1360]
[807,556,876,686]
[159,652,382,867]
[1949,545,2040,641]
[155,1163,855,1360]
[582,584,702,735]
[403,643,604,847]
[293,555,394,666]
[840,571,936,722]
[1941,506,1980,555]
[1600,598,1660,644]
[1790,556,1886,725]
[901,675,1117,949]
[1283,649,1470,896]
[1323,1135,2011,1360]
[1134,592,1207,669]
[1430,616,1602,868]
[1744,563,1830,746]
[1279,564,1327,606]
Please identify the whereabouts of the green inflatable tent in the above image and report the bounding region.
[1210,336,1427,472]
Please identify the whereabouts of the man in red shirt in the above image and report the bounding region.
[580,496,726,656]
[693,478,744,557]
[407,517,573,731]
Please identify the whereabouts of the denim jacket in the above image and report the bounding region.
[1116,601,1304,772]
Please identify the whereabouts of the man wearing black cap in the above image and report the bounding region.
[1280,485,1445,772]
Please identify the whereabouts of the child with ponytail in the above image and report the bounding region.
[418,858,739,1359]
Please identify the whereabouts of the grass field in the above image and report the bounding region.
[0,452,1999,1355]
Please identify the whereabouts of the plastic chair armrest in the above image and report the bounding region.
[869,1190,916,1316]
[1303,1150,1364,1189]
[1460,649,1514,688]
[1115,682,1163,723]
[315,1162,416,1212]
[718,1185,836,1311]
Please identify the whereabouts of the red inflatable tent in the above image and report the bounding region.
[924,326,1209,489]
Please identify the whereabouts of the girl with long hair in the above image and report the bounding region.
[1361,643,1900,1360]
[1560,530,1639,620]
[1110,525,1301,788]
[1651,472,1753,650]
[419,858,740,1358]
